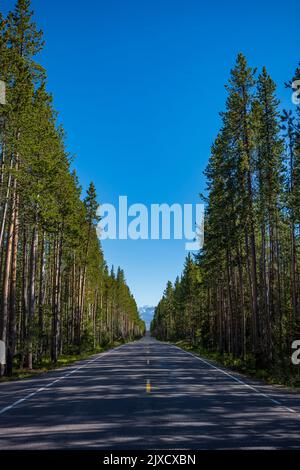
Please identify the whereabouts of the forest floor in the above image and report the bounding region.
[0,340,126,383]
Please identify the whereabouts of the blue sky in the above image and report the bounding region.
[4,0,299,306]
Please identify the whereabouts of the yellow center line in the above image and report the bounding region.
[146,379,151,393]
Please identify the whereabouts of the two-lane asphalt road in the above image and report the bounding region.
[1,335,300,449]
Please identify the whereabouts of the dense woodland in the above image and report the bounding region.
[152,55,300,382]
[2,0,299,384]
[0,0,145,376]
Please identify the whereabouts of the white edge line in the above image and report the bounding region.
[0,343,127,416]
[171,344,299,417]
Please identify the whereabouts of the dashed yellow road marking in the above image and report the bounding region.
[146,379,151,393]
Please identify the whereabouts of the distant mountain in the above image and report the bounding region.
[139,306,155,330]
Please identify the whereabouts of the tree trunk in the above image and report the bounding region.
[51,234,63,363]
[38,232,46,360]
[0,174,16,376]
[6,193,19,376]
[26,220,39,370]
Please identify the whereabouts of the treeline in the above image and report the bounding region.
[151,54,300,380]
[0,0,144,376]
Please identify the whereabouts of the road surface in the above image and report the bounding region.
[0,335,300,449]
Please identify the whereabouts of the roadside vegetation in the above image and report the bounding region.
[0,339,130,383]
[174,340,300,388]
